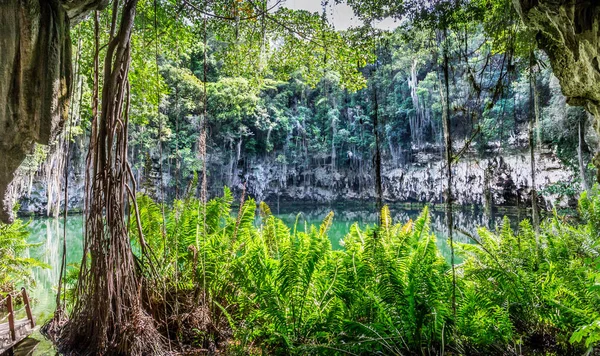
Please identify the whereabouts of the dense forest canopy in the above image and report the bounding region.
[1,0,599,219]
[1,0,600,355]
[9,0,595,207]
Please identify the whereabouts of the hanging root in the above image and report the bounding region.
[40,308,68,343]
[56,1,166,354]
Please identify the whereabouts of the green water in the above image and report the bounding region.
[270,203,522,253]
[25,215,84,323]
[24,203,522,324]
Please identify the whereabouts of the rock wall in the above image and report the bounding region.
[16,145,577,216]
[382,150,573,209]
[513,1,600,119]
[0,0,105,223]
[240,148,575,210]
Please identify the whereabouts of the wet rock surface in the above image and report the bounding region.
[0,0,105,223]
[514,0,600,118]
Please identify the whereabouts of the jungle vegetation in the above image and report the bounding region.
[4,186,597,354]
[126,185,600,354]
[23,0,595,211]
[1,0,599,354]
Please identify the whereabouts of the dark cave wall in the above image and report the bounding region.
[0,0,105,223]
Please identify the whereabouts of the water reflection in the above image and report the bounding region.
[272,203,525,252]
[25,215,84,322]
[24,204,525,320]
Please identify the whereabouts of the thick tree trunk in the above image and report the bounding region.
[60,2,165,354]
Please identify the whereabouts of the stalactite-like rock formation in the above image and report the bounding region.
[513,0,600,119]
[0,0,106,223]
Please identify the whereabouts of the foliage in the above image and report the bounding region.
[21,0,597,353]
[0,219,47,292]
[56,0,594,206]
[540,179,581,199]
[457,186,600,353]
[128,186,600,354]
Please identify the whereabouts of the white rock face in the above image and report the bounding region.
[242,148,576,209]
[383,151,573,209]
[14,146,577,216]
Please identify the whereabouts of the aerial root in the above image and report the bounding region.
[40,308,68,343]
[56,305,167,356]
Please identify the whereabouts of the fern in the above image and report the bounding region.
[0,218,48,292]
[123,185,600,354]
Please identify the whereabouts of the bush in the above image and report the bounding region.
[0,218,47,292]
[130,186,600,354]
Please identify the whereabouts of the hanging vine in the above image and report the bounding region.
[58,2,165,354]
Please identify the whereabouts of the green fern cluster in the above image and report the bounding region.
[457,185,600,354]
[0,218,47,293]
[130,186,600,354]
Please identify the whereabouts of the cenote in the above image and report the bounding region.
[25,202,524,323]
[3,0,600,353]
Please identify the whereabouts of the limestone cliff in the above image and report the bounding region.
[513,1,600,119]
[0,0,105,223]
[15,145,577,216]
[241,148,575,210]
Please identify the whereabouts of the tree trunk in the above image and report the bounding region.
[529,119,539,230]
[60,3,165,354]
[441,27,456,315]
[331,118,337,171]
[529,52,540,232]
[592,114,600,185]
[373,84,383,212]
[227,139,235,187]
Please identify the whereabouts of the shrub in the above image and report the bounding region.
[129,186,600,354]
